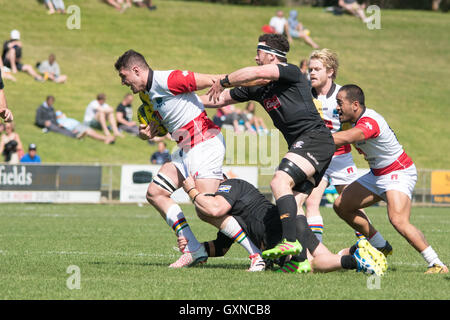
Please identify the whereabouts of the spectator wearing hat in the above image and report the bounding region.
[20,143,41,163]
[2,30,43,81]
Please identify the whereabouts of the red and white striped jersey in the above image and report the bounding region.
[142,70,218,148]
[353,108,413,175]
[313,83,351,156]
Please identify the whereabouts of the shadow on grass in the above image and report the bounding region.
[87,260,246,270]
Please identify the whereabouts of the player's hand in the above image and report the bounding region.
[177,236,188,253]
[0,108,13,122]
[207,79,225,104]
[138,123,151,140]
[182,175,196,193]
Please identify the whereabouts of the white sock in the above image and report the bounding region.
[368,231,387,248]
[220,217,261,256]
[307,216,324,243]
[421,246,444,267]
[165,204,200,253]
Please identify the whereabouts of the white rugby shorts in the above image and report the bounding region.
[171,133,225,180]
[356,164,417,201]
[322,152,358,186]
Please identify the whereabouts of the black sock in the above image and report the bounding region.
[276,194,298,242]
[290,254,306,263]
[349,244,357,255]
[295,215,320,253]
[341,255,357,270]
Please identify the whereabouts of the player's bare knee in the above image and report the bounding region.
[270,172,293,191]
[146,183,164,204]
[388,213,408,230]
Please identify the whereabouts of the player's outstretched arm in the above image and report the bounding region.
[208,64,279,103]
[193,73,225,91]
[199,89,237,109]
[333,127,365,148]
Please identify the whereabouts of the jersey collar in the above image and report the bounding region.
[311,82,336,99]
[145,68,154,92]
[354,106,367,124]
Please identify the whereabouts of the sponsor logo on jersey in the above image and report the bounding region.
[218,185,232,193]
[347,167,354,174]
[364,121,373,130]
[292,140,304,149]
[307,152,319,166]
[263,95,281,112]
[391,174,398,180]
[155,97,163,109]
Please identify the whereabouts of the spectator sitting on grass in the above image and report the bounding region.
[44,0,66,14]
[133,0,157,10]
[35,95,78,138]
[116,93,139,136]
[288,10,320,49]
[338,0,374,23]
[243,102,269,136]
[214,104,255,134]
[0,59,16,82]
[56,110,115,144]
[83,93,124,138]
[20,143,41,163]
[2,30,44,81]
[104,0,133,12]
[0,121,23,163]
[37,54,67,84]
[150,141,171,164]
[269,10,292,43]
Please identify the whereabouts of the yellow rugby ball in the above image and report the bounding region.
[137,92,168,137]
[137,104,168,137]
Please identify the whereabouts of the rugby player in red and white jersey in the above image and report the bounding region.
[114,50,264,270]
[304,49,391,252]
[333,84,448,274]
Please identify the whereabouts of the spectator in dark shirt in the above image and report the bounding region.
[20,143,41,163]
[35,95,77,138]
[2,30,43,81]
[150,141,171,164]
[116,93,139,136]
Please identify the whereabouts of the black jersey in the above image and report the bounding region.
[0,69,4,90]
[230,63,326,148]
[215,179,281,249]
[215,178,273,221]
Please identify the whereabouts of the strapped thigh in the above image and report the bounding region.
[152,172,177,195]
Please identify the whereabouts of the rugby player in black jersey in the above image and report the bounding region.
[0,69,14,122]
[179,175,386,275]
[203,33,335,259]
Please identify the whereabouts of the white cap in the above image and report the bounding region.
[10,30,20,40]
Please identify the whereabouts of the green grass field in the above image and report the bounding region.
[0,203,448,300]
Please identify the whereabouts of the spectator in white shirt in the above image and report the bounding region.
[83,93,124,138]
[269,10,292,43]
